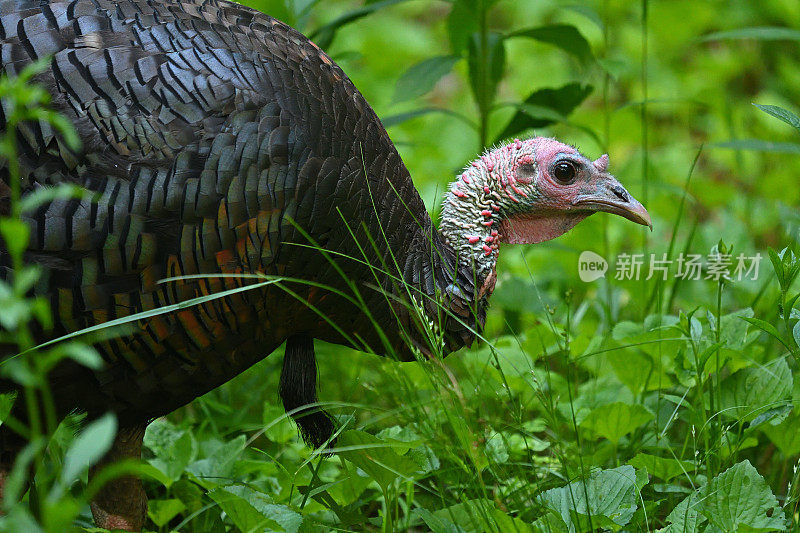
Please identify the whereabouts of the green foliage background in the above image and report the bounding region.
[3,0,800,531]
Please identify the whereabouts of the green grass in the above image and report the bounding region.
[2,0,800,531]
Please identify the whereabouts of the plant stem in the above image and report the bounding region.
[602,0,613,331]
[711,278,724,471]
[478,0,489,149]
[640,0,649,255]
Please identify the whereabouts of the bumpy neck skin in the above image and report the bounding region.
[439,163,500,280]
[438,142,534,281]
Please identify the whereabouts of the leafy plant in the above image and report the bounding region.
[1,1,799,532]
[382,0,595,150]
[0,61,138,532]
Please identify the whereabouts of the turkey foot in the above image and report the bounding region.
[280,335,335,449]
[89,425,147,531]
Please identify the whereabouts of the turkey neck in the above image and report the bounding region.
[438,163,501,284]
[396,162,501,354]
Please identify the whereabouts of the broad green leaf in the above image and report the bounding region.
[393,55,460,103]
[292,0,321,19]
[0,358,40,387]
[4,265,40,295]
[507,25,593,65]
[721,435,760,459]
[381,107,474,129]
[712,139,800,154]
[241,0,295,27]
[29,296,52,331]
[186,435,246,485]
[563,4,603,31]
[720,308,753,349]
[496,103,566,126]
[431,499,533,533]
[780,247,800,289]
[446,0,479,53]
[606,348,675,395]
[327,468,372,506]
[484,433,509,464]
[207,486,283,532]
[556,376,631,425]
[262,403,298,444]
[597,57,629,80]
[451,1,504,15]
[467,31,505,118]
[465,335,536,378]
[697,342,726,375]
[794,319,800,349]
[0,301,35,333]
[530,511,570,532]
[763,410,800,456]
[754,103,800,133]
[0,219,30,260]
[376,425,438,472]
[662,491,706,533]
[147,499,186,528]
[628,453,694,482]
[374,425,423,446]
[135,463,171,489]
[0,392,15,426]
[336,430,421,491]
[635,466,649,492]
[414,507,464,533]
[18,183,87,214]
[740,317,794,354]
[747,403,792,429]
[768,248,785,288]
[719,357,793,421]
[382,108,439,129]
[59,343,103,371]
[144,419,198,485]
[495,83,592,143]
[581,402,654,443]
[0,507,42,533]
[700,309,752,373]
[613,314,680,348]
[225,486,303,533]
[406,443,440,473]
[60,413,117,485]
[170,478,206,515]
[491,278,551,314]
[698,461,785,531]
[702,26,800,42]
[538,465,640,531]
[309,0,412,49]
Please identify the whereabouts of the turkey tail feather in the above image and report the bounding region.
[279,334,335,449]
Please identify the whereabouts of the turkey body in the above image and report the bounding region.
[0,0,480,428]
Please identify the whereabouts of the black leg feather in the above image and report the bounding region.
[279,335,335,448]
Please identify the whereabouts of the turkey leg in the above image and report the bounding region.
[89,424,147,531]
[280,335,335,449]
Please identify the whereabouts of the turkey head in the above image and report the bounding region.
[439,137,651,284]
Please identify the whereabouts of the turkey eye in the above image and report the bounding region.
[553,161,577,183]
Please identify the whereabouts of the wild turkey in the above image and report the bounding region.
[0,0,651,529]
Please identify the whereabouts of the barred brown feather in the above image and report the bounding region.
[0,0,484,435]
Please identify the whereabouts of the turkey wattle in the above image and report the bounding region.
[0,0,651,529]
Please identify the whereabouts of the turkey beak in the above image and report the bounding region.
[572,175,653,230]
